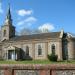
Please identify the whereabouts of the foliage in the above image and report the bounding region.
[48,54,58,61]
[16,27,50,36]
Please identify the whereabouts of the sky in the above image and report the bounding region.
[0,0,75,33]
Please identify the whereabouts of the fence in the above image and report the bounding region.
[0,64,75,75]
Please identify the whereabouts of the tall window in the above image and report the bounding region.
[38,45,42,55]
[4,30,6,36]
[26,46,29,56]
[51,44,55,55]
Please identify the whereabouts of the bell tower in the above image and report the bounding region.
[1,6,15,41]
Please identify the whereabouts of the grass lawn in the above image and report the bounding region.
[0,60,75,64]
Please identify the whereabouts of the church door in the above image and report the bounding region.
[8,50,15,60]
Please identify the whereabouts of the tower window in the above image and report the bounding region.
[26,46,29,56]
[51,44,55,55]
[38,45,42,55]
[3,30,6,37]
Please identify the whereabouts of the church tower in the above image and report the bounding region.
[1,6,15,41]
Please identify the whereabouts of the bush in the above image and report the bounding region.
[48,54,58,61]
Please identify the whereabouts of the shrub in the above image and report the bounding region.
[48,54,58,61]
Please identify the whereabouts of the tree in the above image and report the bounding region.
[16,27,50,35]
[18,28,32,35]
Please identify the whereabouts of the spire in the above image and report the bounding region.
[4,3,12,25]
[6,5,11,20]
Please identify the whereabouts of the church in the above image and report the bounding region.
[0,7,75,61]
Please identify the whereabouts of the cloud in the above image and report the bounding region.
[38,23,55,32]
[17,17,37,29]
[0,3,3,14]
[17,9,33,16]
[25,17,37,22]
[17,17,37,26]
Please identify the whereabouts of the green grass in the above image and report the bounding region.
[0,60,51,64]
[0,60,75,64]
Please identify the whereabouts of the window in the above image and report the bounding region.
[51,44,55,55]
[38,45,42,55]
[3,30,6,37]
[26,46,29,56]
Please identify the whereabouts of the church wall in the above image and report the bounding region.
[2,46,7,59]
[0,44,2,59]
[22,44,33,59]
[48,42,56,55]
[68,39,75,60]
[9,26,15,38]
[13,42,47,60]
[35,43,46,60]
[9,43,33,59]
[58,40,62,60]
[2,38,74,61]
[74,42,75,59]
[1,39,63,60]
[1,26,9,40]
[48,39,62,61]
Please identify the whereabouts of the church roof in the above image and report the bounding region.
[3,32,61,42]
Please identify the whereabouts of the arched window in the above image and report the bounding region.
[38,45,42,55]
[51,44,55,55]
[4,30,6,36]
[26,46,29,56]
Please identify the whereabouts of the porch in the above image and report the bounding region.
[5,46,20,60]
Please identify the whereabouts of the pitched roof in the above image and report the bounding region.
[2,32,61,42]
[9,32,60,41]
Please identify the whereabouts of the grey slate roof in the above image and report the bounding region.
[7,32,61,41]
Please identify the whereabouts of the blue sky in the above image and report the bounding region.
[0,0,75,33]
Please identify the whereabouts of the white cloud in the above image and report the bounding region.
[17,17,37,26]
[17,20,24,26]
[17,9,33,16]
[38,23,55,33]
[25,17,37,22]
[0,3,3,13]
